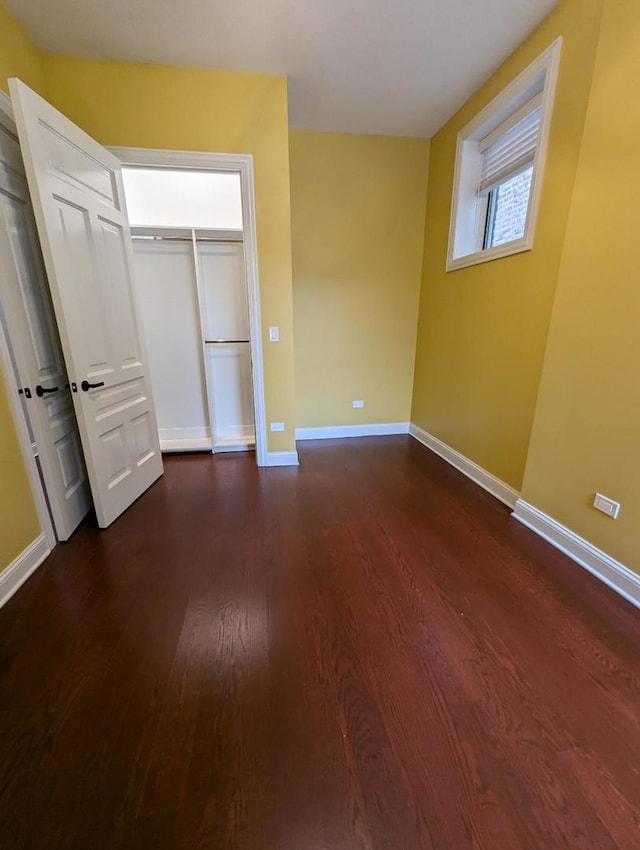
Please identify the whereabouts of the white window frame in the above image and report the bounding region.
[446,38,562,272]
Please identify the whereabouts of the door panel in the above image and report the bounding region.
[197,241,255,451]
[0,120,90,539]
[205,342,255,446]
[199,242,250,341]
[132,239,210,450]
[10,78,163,528]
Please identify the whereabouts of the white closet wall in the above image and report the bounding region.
[199,242,255,449]
[132,240,211,450]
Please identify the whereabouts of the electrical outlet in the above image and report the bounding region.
[268,326,279,342]
[593,493,621,519]
[352,400,364,409]
[270,422,285,432]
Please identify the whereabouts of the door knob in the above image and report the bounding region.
[36,384,60,397]
[81,380,105,392]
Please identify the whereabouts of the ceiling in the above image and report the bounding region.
[6,0,560,137]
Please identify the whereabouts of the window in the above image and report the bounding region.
[447,39,562,271]
[484,166,534,249]
[121,167,243,229]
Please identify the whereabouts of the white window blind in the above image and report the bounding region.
[478,99,542,196]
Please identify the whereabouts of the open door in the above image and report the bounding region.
[9,79,163,528]
[0,115,90,540]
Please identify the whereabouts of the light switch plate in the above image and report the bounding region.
[269,326,279,342]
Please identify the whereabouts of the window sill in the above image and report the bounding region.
[446,237,532,272]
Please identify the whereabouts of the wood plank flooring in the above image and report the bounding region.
[1,436,639,849]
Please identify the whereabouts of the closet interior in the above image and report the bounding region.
[124,167,255,454]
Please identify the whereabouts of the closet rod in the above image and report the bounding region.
[130,236,244,243]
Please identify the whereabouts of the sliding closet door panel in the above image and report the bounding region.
[132,240,210,449]
[197,241,255,450]
[205,343,254,446]
[199,243,249,341]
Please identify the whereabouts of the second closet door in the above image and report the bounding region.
[133,240,210,450]
[198,242,255,451]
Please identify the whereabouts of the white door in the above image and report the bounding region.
[197,241,255,451]
[132,238,211,451]
[0,117,90,540]
[9,79,163,528]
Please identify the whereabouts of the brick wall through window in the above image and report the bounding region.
[491,166,533,247]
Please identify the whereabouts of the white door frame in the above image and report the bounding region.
[109,147,268,468]
[0,90,56,549]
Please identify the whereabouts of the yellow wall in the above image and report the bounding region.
[520,0,640,570]
[0,3,46,95]
[0,4,45,570]
[43,55,296,453]
[411,0,604,489]
[290,130,429,428]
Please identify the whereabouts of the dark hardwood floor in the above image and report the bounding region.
[1,436,639,849]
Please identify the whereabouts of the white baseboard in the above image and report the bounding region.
[296,422,410,441]
[264,451,299,467]
[214,443,254,454]
[161,438,212,452]
[0,534,51,609]
[513,500,640,610]
[159,427,211,453]
[409,423,520,509]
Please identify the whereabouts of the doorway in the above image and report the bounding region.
[112,148,268,467]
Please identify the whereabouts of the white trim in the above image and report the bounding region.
[158,427,211,453]
[265,451,299,467]
[447,234,531,271]
[161,439,211,452]
[446,38,562,272]
[214,443,254,454]
[160,432,256,453]
[0,534,51,609]
[0,102,56,550]
[409,424,519,508]
[512,500,640,611]
[296,422,410,441]
[108,146,268,468]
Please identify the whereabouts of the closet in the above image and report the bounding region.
[123,167,256,454]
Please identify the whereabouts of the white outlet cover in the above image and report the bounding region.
[270,422,285,432]
[593,493,621,519]
[353,400,364,408]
